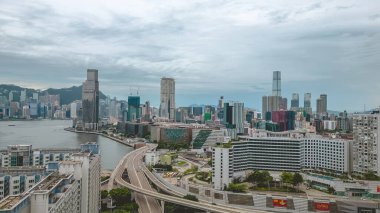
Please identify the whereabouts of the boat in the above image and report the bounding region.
[8,124,16,126]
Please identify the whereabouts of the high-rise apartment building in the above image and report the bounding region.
[127,96,140,122]
[272,71,281,97]
[159,77,175,121]
[0,143,101,213]
[82,69,99,130]
[352,112,380,176]
[291,93,299,110]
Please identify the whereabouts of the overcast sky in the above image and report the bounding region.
[0,0,379,111]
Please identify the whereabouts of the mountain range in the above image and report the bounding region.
[0,84,106,105]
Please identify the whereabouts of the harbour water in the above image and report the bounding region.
[0,120,133,170]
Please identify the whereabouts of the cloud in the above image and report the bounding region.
[0,0,379,111]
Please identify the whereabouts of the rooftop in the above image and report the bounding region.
[72,152,91,157]
[34,173,69,192]
[0,195,24,210]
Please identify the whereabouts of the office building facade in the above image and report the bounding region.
[159,77,175,121]
[82,69,99,130]
[304,93,312,115]
[127,96,140,122]
[290,93,299,110]
[272,71,281,97]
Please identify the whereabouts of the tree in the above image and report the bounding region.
[100,190,109,199]
[247,171,273,187]
[183,194,199,202]
[227,183,248,193]
[280,171,293,185]
[292,172,304,188]
[328,186,336,194]
[364,171,380,180]
[109,187,131,204]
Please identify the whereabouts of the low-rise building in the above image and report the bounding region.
[144,151,159,166]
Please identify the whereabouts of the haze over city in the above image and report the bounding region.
[0,0,379,111]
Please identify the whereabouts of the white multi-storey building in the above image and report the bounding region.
[0,143,100,213]
[0,167,45,200]
[212,146,233,190]
[303,138,350,173]
[212,136,352,189]
[323,120,337,131]
[144,151,159,166]
[0,145,78,168]
[352,112,380,176]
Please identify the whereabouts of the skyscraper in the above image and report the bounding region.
[304,93,312,115]
[20,90,26,103]
[291,93,299,110]
[272,71,281,97]
[223,102,233,125]
[82,69,99,130]
[280,97,288,110]
[232,102,244,134]
[127,96,140,122]
[218,96,224,109]
[262,96,268,120]
[317,94,328,115]
[353,112,380,176]
[159,77,175,121]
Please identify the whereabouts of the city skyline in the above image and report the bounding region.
[1,0,379,111]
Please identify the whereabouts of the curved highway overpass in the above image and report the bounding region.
[110,144,270,213]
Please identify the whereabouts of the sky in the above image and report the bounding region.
[0,0,379,111]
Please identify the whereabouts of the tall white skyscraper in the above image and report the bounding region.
[159,77,175,121]
[272,71,281,97]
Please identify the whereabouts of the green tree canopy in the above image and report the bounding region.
[292,172,304,187]
[183,194,199,202]
[246,171,273,187]
[364,171,380,180]
[227,183,248,193]
[280,171,293,185]
[109,187,131,204]
[101,190,109,199]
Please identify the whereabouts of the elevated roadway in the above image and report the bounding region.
[110,144,270,213]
